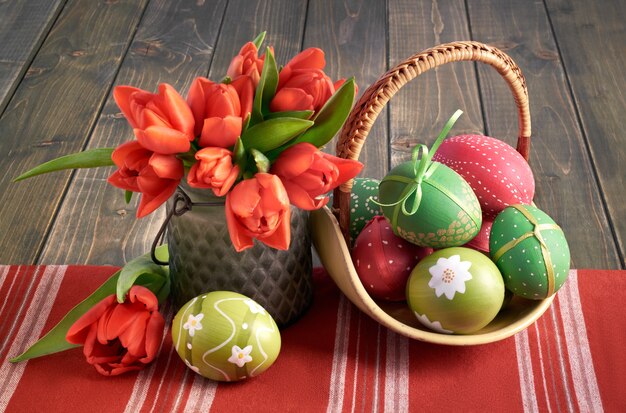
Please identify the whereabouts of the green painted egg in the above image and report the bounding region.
[489,204,570,299]
[329,177,382,241]
[172,291,281,382]
[379,161,482,248]
[406,247,504,334]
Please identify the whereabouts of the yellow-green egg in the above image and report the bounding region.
[172,291,281,382]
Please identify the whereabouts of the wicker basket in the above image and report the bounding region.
[311,41,554,345]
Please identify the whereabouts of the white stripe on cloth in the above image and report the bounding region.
[548,304,575,411]
[383,330,409,413]
[558,270,604,413]
[515,329,539,413]
[123,306,176,413]
[0,266,67,412]
[0,265,11,292]
[326,295,351,413]
[183,374,217,413]
[533,322,553,413]
[371,324,382,413]
[0,266,24,331]
[350,312,362,413]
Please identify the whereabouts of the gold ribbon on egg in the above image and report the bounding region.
[492,204,562,296]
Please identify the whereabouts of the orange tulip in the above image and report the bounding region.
[270,48,344,113]
[113,83,194,154]
[187,147,240,196]
[187,77,253,148]
[66,286,165,376]
[108,141,183,218]
[226,41,268,87]
[225,173,291,252]
[271,143,363,210]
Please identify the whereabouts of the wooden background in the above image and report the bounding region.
[0,0,624,269]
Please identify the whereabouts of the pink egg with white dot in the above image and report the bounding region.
[432,135,535,216]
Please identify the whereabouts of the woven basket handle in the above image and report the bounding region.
[332,41,531,243]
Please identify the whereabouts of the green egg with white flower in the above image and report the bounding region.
[406,247,504,334]
[489,204,570,300]
[172,291,281,382]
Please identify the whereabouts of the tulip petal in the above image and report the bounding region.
[321,154,364,184]
[104,303,142,341]
[149,154,184,180]
[129,285,160,310]
[271,143,317,178]
[142,312,165,362]
[114,86,143,128]
[198,116,242,148]
[282,180,327,210]
[136,127,191,155]
[159,83,195,139]
[118,311,150,357]
[66,295,116,344]
[187,77,213,137]
[258,207,291,250]
[136,179,179,218]
[107,170,139,193]
[111,141,145,168]
[230,76,255,119]
[225,193,255,252]
[270,88,314,112]
[288,48,326,71]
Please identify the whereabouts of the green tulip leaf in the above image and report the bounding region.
[291,78,355,148]
[265,110,314,120]
[251,47,278,125]
[241,113,252,135]
[125,190,133,204]
[10,271,120,362]
[13,148,115,182]
[116,244,169,303]
[252,31,266,50]
[250,149,270,173]
[241,118,314,153]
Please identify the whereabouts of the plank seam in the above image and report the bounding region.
[201,0,230,78]
[463,0,489,137]
[541,0,625,269]
[0,0,69,118]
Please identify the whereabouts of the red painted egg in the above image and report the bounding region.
[351,216,433,301]
[433,135,535,215]
[465,215,493,254]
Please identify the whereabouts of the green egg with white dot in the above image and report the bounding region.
[172,291,281,382]
[406,247,505,334]
[329,177,382,242]
[489,204,570,300]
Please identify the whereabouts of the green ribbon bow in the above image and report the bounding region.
[376,110,464,219]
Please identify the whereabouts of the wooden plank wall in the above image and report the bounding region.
[0,0,623,269]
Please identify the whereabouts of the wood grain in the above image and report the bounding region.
[388,0,484,168]
[303,0,388,179]
[467,0,621,269]
[0,0,149,264]
[39,0,228,265]
[0,0,66,115]
[39,0,309,265]
[545,0,626,268]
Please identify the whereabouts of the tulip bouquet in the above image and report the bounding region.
[11,33,362,376]
[16,31,363,252]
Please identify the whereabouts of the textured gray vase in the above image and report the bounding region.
[166,185,313,328]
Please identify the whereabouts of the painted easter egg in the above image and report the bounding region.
[490,204,570,300]
[329,177,382,242]
[351,216,433,301]
[464,214,493,254]
[172,291,281,382]
[406,247,504,334]
[378,161,482,248]
[432,134,535,216]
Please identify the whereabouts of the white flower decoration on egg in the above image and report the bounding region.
[183,313,204,337]
[228,345,253,367]
[244,299,265,315]
[428,255,472,300]
[414,312,454,334]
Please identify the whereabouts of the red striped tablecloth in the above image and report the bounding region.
[0,265,624,412]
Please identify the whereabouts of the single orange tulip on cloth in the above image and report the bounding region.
[66,286,165,376]
[187,77,253,148]
[187,147,240,196]
[271,143,363,210]
[270,48,345,113]
[225,173,291,252]
[113,83,195,154]
[108,141,183,218]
